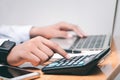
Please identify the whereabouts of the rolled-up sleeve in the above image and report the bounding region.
[0,25,33,44]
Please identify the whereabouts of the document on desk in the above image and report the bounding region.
[51,50,102,60]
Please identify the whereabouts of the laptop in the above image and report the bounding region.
[50,1,117,59]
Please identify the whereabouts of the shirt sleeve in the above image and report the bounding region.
[0,25,33,44]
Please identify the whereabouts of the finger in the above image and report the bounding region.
[71,25,87,38]
[67,24,86,37]
[54,31,69,38]
[38,42,54,58]
[41,37,70,59]
[32,47,49,63]
[23,52,41,66]
[58,22,87,37]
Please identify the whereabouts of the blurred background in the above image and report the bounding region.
[0,0,116,35]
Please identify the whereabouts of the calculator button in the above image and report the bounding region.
[56,62,64,66]
[67,61,75,66]
[46,62,58,67]
[78,61,84,66]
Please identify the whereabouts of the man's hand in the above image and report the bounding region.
[30,22,86,39]
[7,36,70,66]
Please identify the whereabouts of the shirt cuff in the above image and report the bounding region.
[0,25,33,44]
[12,25,33,43]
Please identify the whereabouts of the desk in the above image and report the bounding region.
[34,39,120,80]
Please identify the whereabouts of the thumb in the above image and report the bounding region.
[57,31,71,38]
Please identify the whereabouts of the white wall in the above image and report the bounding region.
[0,0,117,35]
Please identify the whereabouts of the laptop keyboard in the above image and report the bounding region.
[70,35,106,50]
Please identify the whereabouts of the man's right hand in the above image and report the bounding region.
[7,36,70,66]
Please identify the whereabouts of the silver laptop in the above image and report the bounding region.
[50,0,117,54]
[51,33,111,53]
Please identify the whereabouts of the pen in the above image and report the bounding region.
[64,49,81,53]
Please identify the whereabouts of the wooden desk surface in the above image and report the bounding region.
[34,39,120,80]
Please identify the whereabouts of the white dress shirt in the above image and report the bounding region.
[0,25,33,44]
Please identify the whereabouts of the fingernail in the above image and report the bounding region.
[66,54,70,59]
[67,34,73,38]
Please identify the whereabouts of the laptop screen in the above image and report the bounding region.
[107,0,120,80]
[79,0,116,35]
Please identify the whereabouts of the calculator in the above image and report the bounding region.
[42,48,110,75]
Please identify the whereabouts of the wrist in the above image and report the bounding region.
[30,27,46,38]
[30,27,39,38]
[0,40,16,65]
